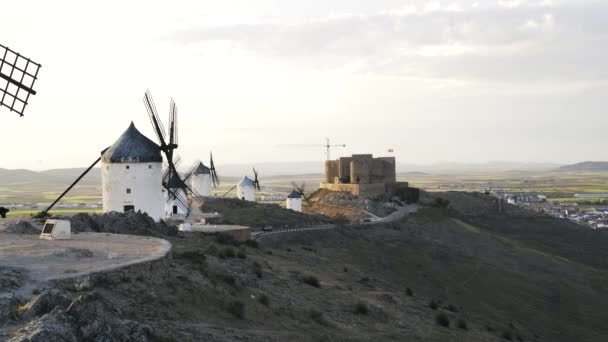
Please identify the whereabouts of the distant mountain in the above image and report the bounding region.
[0,168,100,186]
[558,161,608,172]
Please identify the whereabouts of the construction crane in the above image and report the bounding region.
[277,138,346,160]
[324,138,346,160]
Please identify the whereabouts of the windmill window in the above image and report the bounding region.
[149,165,152,169]
[126,188,132,194]
[126,165,130,170]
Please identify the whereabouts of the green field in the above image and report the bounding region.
[7,208,102,217]
[3,170,608,205]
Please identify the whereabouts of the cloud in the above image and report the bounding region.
[172,1,608,85]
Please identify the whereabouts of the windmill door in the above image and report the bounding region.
[173,205,178,214]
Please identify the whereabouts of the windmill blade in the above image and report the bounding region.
[0,43,42,116]
[210,152,220,187]
[222,184,237,198]
[182,160,200,183]
[168,98,178,147]
[143,90,167,146]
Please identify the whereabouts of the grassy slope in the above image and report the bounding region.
[66,197,608,342]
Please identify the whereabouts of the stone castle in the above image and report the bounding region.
[321,154,408,198]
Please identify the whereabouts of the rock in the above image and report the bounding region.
[5,220,41,234]
[10,289,151,342]
[9,309,78,342]
[0,266,28,293]
[70,211,177,237]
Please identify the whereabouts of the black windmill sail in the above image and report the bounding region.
[0,43,41,116]
[143,90,193,215]
[253,168,261,191]
[209,152,220,187]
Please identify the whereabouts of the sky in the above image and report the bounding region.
[1,0,607,170]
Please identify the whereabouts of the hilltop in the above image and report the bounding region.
[2,193,608,341]
[558,161,608,172]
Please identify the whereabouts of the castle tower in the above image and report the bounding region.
[286,190,303,212]
[190,162,213,197]
[101,122,164,221]
[237,176,256,201]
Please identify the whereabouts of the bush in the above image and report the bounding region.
[309,309,329,326]
[429,300,439,310]
[219,247,236,259]
[220,273,237,287]
[457,319,468,330]
[446,304,459,313]
[215,233,240,246]
[259,294,270,307]
[501,331,513,341]
[206,244,219,255]
[252,262,263,278]
[435,313,450,328]
[406,288,413,296]
[237,250,247,259]
[354,299,369,315]
[432,197,450,208]
[174,250,207,264]
[301,274,321,288]
[227,300,245,319]
[244,239,259,248]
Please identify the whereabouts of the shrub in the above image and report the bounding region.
[220,273,237,287]
[457,318,468,330]
[174,250,207,264]
[252,262,263,278]
[301,274,321,288]
[216,233,240,246]
[219,247,236,259]
[227,300,245,319]
[406,288,413,296]
[237,250,247,259]
[501,331,513,341]
[309,309,329,326]
[354,299,369,315]
[207,244,219,255]
[429,300,439,310]
[259,294,270,307]
[343,266,349,273]
[244,239,259,248]
[435,313,450,328]
[432,197,450,208]
[446,304,459,313]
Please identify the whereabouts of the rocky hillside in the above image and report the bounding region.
[558,161,608,172]
[2,193,608,341]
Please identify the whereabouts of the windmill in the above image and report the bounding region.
[143,90,202,215]
[222,167,261,201]
[291,181,313,205]
[183,152,220,197]
[0,43,41,116]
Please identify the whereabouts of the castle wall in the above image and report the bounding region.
[350,154,373,184]
[338,157,352,182]
[324,160,339,183]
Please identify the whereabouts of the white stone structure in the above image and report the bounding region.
[190,162,213,197]
[164,173,189,216]
[286,190,303,212]
[101,122,164,221]
[39,219,71,240]
[237,176,256,201]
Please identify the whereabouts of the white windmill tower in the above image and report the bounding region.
[186,153,220,197]
[286,190,303,212]
[236,168,261,201]
[101,122,164,221]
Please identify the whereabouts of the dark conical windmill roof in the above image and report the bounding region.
[193,162,210,175]
[102,122,162,163]
[287,190,303,199]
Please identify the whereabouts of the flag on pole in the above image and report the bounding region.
[388,148,394,153]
